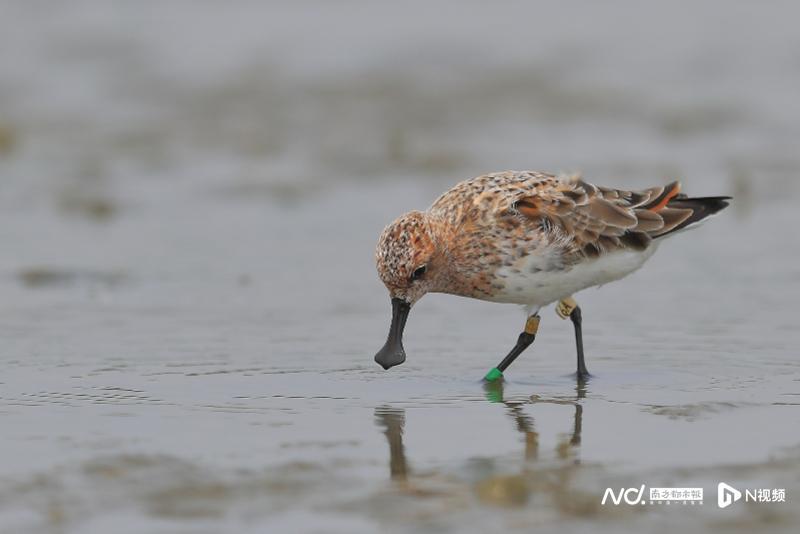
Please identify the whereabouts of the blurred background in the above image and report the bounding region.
[1,1,799,533]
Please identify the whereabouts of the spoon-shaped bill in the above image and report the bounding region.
[374,298,410,370]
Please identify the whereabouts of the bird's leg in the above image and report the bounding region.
[556,296,589,380]
[571,306,590,380]
[484,315,540,382]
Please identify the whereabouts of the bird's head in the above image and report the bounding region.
[373,211,442,369]
[375,211,440,306]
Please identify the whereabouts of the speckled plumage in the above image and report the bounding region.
[375,170,729,309]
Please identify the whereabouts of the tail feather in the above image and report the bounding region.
[643,180,681,212]
[651,195,731,238]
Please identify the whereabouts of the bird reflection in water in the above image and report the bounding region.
[374,406,409,484]
[483,379,585,463]
[374,380,586,484]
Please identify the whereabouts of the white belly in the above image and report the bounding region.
[488,244,659,306]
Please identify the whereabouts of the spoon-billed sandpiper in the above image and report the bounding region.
[373,170,729,381]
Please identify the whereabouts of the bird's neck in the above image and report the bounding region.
[428,215,496,299]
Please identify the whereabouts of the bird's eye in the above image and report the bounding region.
[410,265,427,281]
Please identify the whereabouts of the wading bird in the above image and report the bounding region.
[373,171,729,381]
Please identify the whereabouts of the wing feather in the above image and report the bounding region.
[512,177,684,256]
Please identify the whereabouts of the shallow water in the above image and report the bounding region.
[1,1,799,533]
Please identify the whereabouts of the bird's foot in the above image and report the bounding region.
[574,370,592,383]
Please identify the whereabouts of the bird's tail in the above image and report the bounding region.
[647,183,730,238]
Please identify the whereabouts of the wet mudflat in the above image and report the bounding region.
[1,2,799,533]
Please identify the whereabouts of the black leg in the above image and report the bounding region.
[484,315,540,381]
[497,331,536,372]
[570,306,590,380]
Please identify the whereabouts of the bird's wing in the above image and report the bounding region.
[509,177,694,255]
